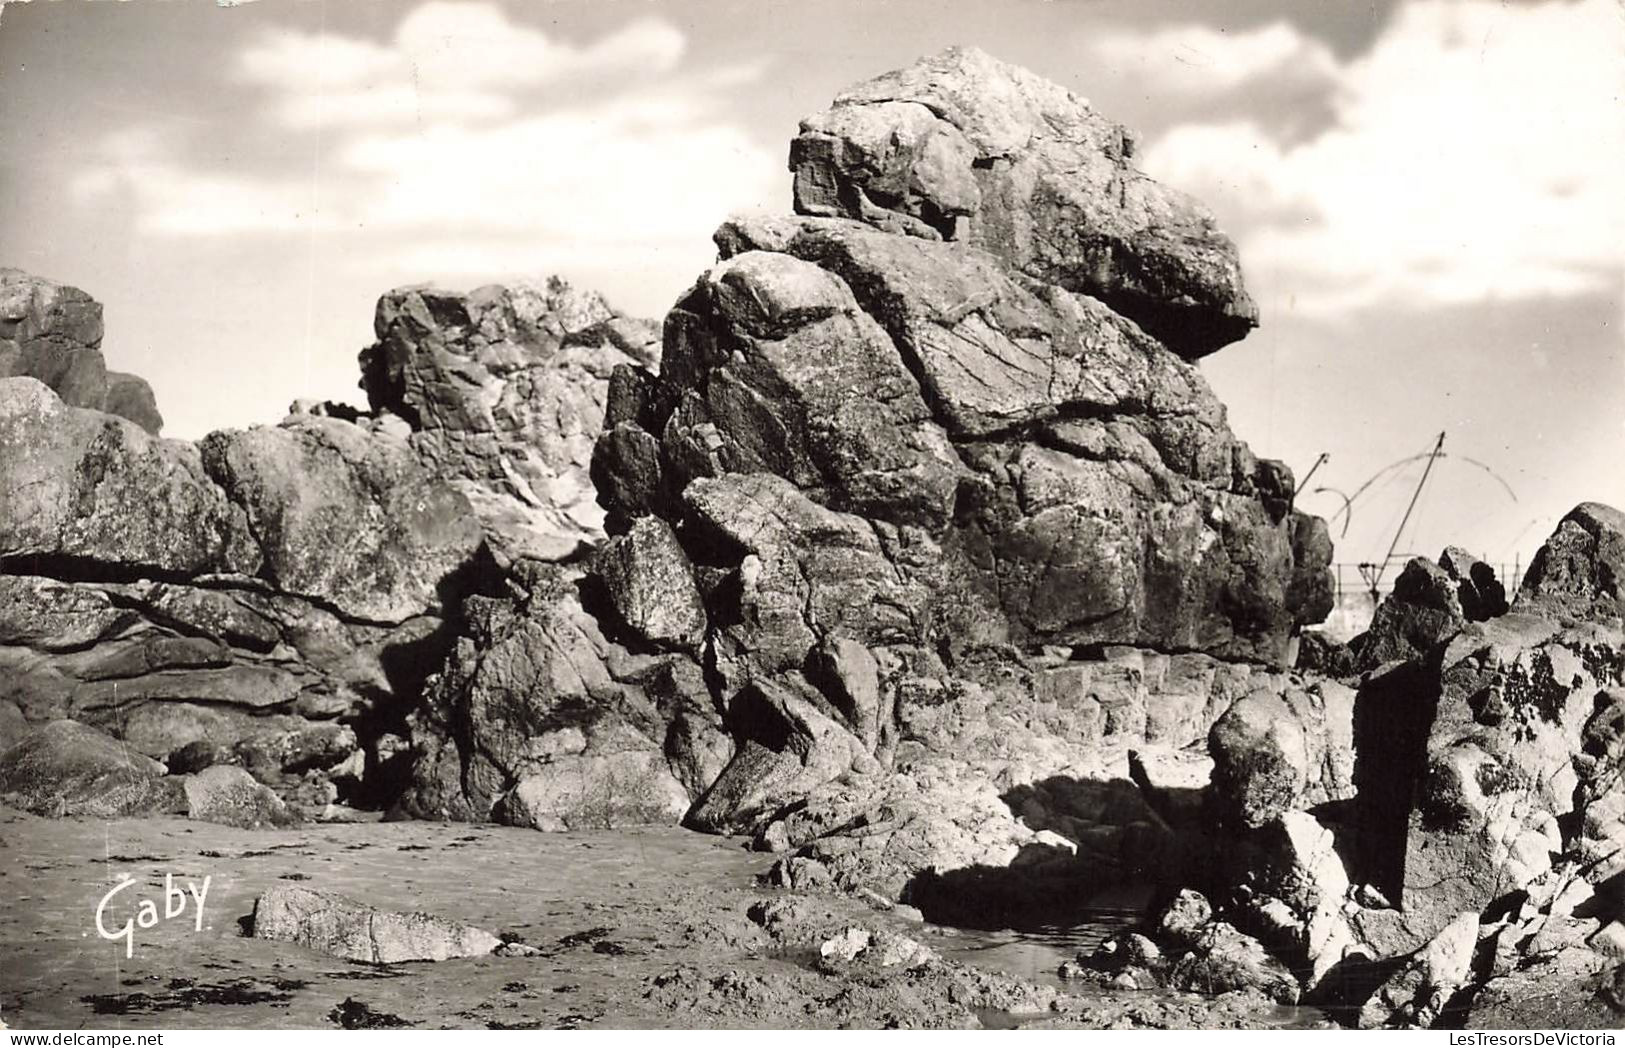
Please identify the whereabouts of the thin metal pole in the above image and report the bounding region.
[1372,432,1446,592]
[1295,453,1329,497]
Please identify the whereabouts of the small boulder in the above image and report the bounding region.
[182,765,299,829]
[251,884,502,963]
[1358,912,1481,1028]
[1208,693,1308,829]
[1158,888,1214,950]
[1169,921,1300,1005]
[595,516,707,650]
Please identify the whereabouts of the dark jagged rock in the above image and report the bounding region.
[1440,546,1510,622]
[0,268,163,433]
[1349,557,1468,672]
[789,47,1258,359]
[397,564,726,830]
[1518,502,1625,627]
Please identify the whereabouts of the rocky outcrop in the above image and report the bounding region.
[0,374,491,814]
[0,266,656,818]
[1,269,163,433]
[359,278,660,564]
[402,50,1333,911]
[397,563,728,829]
[251,884,502,963]
[1132,505,1625,1027]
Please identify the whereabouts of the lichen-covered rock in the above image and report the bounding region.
[251,884,501,963]
[181,764,299,829]
[0,719,183,818]
[398,564,728,828]
[0,268,162,433]
[595,515,707,650]
[198,416,485,624]
[1518,503,1625,627]
[0,378,256,574]
[789,47,1257,359]
[360,278,659,563]
[1386,615,1622,951]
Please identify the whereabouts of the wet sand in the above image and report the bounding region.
[0,805,1060,1029]
[0,805,1324,1030]
[3,805,792,1028]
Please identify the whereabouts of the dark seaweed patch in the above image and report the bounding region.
[81,977,300,1014]
[329,997,412,1028]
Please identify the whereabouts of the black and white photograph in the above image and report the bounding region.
[1,0,1622,1033]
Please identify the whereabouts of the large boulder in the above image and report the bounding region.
[637,215,1330,663]
[0,719,182,817]
[197,416,485,624]
[360,278,659,563]
[789,47,1257,359]
[0,268,162,432]
[0,378,256,574]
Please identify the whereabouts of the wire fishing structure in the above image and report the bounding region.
[1300,434,1521,598]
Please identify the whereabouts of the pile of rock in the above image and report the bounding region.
[5,44,1620,1031]
[1,268,162,433]
[1082,503,1625,1026]
[394,47,1335,862]
[0,266,656,818]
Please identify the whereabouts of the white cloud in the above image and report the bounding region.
[1124,0,1625,317]
[68,2,779,279]
[236,2,686,128]
[1082,21,1340,98]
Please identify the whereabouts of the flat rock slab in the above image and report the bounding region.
[252,883,502,964]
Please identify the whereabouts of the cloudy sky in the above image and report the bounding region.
[1,0,1620,577]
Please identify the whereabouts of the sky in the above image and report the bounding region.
[0,0,1620,578]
